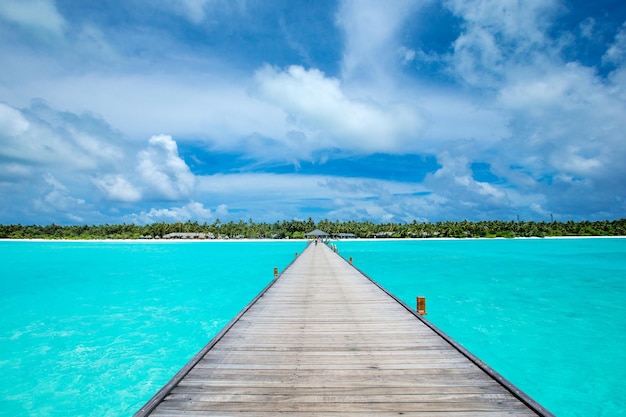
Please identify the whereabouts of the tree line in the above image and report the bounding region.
[1,218,625,240]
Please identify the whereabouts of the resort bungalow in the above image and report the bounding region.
[305,229,329,238]
[333,233,356,239]
[163,232,214,239]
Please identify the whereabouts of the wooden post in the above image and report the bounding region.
[349,257,353,264]
[416,296,427,315]
[274,267,278,277]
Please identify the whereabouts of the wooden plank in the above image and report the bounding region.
[154,399,535,413]
[135,242,553,416]
[150,410,540,417]
[171,385,513,395]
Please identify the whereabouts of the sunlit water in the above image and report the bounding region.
[1,238,625,416]
[336,238,626,417]
[0,240,306,416]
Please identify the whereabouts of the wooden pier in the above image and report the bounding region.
[135,242,553,416]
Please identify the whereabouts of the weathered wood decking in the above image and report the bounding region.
[135,242,553,416]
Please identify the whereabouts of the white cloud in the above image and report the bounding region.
[418,91,509,146]
[445,0,560,87]
[196,172,420,202]
[398,46,416,64]
[93,175,142,202]
[498,63,606,113]
[0,101,135,223]
[0,101,124,170]
[158,0,248,24]
[451,26,503,87]
[215,204,228,217]
[179,0,213,23]
[27,73,285,145]
[498,61,626,178]
[603,23,626,66]
[192,171,433,223]
[421,152,516,218]
[35,173,86,217]
[0,102,29,136]
[608,67,626,108]
[336,0,428,81]
[254,65,423,154]
[445,0,557,43]
[0,162,32,180]
[579,17,596,40]
[131,201,214,224]
[137,135,195,200]
[552,149,602,176]
[0,0,65,36]
[530,202,550,217]
[438,0,626,218]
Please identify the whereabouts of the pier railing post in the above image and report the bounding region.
[416,296,427,315]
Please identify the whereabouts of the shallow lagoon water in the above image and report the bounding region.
[1,238,625,416]
[336,238,626,417]
[0,240,306,416]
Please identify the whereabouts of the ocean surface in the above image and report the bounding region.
[1,238,625,416]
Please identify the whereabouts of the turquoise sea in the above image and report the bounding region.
[1,238,625,416]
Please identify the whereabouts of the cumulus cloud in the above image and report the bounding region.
[426,152,507,207]
[499,63,607,114]
[254,65,422,154]
[0,101,131,218]
[137,134,195,200]
[419,1,626,219]
[130,201,215,224]
[93,175,142,202]
[33,173,86,222]
[445,0,557,44]
[498,61,626,175]
[445,0,560,87]
[0,101,125,171]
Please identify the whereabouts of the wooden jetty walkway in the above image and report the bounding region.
[135,242,553,416]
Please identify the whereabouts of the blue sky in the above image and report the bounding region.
[1,0,626,225]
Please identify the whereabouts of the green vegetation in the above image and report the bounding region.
[1,218,625,240]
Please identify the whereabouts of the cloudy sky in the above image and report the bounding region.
[1,0,626,225]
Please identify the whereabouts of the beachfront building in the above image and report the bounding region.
[305,229,329,238]
[163,232,215,239]
[333,233,356,239]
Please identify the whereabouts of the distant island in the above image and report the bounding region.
[1,218,625,240]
